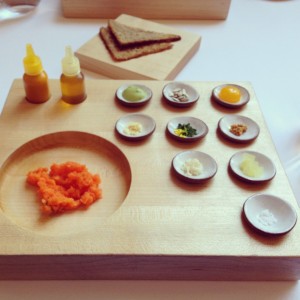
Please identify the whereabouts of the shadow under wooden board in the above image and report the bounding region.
[0,79,300,280]
[75,14,201,80]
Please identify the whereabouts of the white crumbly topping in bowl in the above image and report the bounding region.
[181,158,203,176]
[257,209,278,227]
[123,122,143,136]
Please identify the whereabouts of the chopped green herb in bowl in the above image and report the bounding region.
[174,123,197,138]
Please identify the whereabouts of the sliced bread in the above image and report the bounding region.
[108,19,181,47]
[99,27,173,61]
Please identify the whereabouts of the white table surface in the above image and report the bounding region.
[1,0,300,299]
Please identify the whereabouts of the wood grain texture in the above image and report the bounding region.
[0,79,300,280]
[75,14,201,80]
[61,0,231,20]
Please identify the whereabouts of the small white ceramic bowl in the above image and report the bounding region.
[212,84,250,108]
[115,113,156,141]
[116,83,152,107]
[229,150,276,183]
[243,193,297,235]
[172,150,217,183]
[218,115,260,143]
[163,82,199,107]
[167,116,208,142]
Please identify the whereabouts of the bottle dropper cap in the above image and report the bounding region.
[62,46,81,76]
[23,44,44,76]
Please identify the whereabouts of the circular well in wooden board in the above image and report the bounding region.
[0,131,132,236]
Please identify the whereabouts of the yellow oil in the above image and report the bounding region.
[60,72,86,104]
[23,71,50,104]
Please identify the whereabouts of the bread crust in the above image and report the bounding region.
[108,19,181,47]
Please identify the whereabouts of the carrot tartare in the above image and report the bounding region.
[27,161,102,215]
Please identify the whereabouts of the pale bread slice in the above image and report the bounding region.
[108,19,181,46]
[100,27,173,61]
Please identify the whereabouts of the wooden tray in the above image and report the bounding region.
[1,79,300,280]
[75,14,201,80]
[61,0,231,20]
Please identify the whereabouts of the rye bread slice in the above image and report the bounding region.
[108,19,181,47]
[99,27,173,61]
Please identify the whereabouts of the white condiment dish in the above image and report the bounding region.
[229,150,276,183]
[212,84,250,108]
[172,150,217,183]
[243,193,297,235]
[115,113,156,141]
[218,115,260,143]
[167,116,208,142]
[163,82,199,107]
[116,83,152,107]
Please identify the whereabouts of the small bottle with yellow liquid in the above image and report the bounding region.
[23,44,51,103]
[60,46,87,104]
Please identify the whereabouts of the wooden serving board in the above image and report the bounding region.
[75,14,201,80]
[61,0,231,20]
[1,79,300,280]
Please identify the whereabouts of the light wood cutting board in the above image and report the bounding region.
[75,14,201,80]
[61,0,231,20]
[0,79,300,280]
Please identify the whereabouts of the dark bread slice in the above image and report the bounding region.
[99,27,173,61]
[108,19,181,47]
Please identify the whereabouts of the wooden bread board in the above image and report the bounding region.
[0,79,300,280]
[75,14,201,80]
[61,0,232,20]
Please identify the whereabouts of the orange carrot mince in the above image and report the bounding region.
[27,161,102,215]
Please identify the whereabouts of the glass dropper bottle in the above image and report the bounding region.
[60,46,87,104]
[23,44,50,103]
